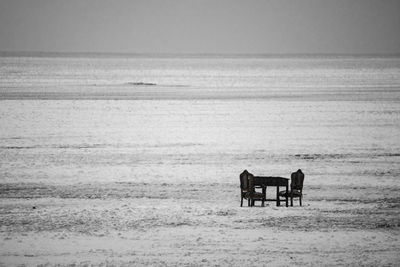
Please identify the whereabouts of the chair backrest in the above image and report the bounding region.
[247,172,255,192]
[239,170,249,190]
[291,169,305,191]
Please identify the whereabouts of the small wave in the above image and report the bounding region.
[292,152,400,160]
[148,143,203,148]
[0,146,33,150]
[0,144,106,150]
[125,82,157,86]
[292,153,350,160]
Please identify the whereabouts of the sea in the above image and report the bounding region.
[1,53,399,187]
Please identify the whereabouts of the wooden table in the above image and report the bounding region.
[253,176,289,207]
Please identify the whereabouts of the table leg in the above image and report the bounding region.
[276,186,280,206]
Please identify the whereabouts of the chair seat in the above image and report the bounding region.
[278,190,302,197]
[250,191,264,199]
[244,191,264,199]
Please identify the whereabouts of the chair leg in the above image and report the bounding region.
[241,196,243,207]
[299,196,302,206]
[248,198,251,206]
[290,196,293,207]
[262,187,266,207]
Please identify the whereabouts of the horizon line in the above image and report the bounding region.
[1,50,400,59]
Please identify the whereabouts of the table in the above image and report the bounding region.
[253,176,289,207]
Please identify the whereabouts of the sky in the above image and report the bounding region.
[0,0,399,54]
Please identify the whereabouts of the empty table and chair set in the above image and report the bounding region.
[239,169,305,207]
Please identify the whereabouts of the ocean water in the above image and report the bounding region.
[0,54,399,187]
[1,54,400,266]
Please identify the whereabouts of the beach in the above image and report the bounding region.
[0,54,399,266]
[1,182,399,265]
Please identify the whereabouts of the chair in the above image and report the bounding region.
[278,169,304,206]
[239,170,265,207]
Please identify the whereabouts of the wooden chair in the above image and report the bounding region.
[278,169,304,206]
[239,170,265,207]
